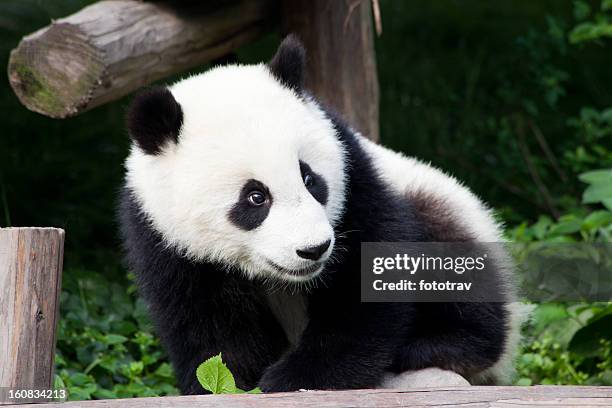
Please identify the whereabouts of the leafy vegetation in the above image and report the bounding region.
[0,0,611,399]
[515,304,612,385]
[511,184,612,385]
[507,2,612,386]
[53,269,178,399]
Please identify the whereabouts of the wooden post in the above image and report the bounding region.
[281,0,380,141]
[0,228,65,404]
[8,0,275,119]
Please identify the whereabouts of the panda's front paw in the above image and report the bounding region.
[258,362,302,393]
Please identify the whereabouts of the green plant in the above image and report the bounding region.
[580,169,612,211]
[516,303,612,385]
[196,354,261,394]
[54,270,178,400]
[510,168,612,243]
[569,0,612,44]
[565,109,612,174]
[511,165,612,385]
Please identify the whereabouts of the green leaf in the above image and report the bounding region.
[603,0,612,11]
[583,183,612,204]
[142,351,162,366]
[574,0,591,20]
[54,374,66,391]
[103,334,128,345]
[532,216,553,239]
[548,219,582,236]
[569,314,612,357]
[569,22,596,43]
[582,210,612,230]
[92,388,118,399]
[235,387,263,394]
[110,320,137,336]
[532,304,568,332]
[516,377,532,386]
[154,363,174,379]
[129,361,144,375]
[69,373,91,386]
[579,169,612,185]
[568,20,612,43]
[68,385,96,401]
[600,370,612,385]
[196,354,238,394]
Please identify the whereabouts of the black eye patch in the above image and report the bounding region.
[299,160,328,205]
[228,179,272,231]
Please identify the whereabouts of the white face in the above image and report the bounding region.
[125,64,346,283]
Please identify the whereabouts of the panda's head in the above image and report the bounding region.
[124,36,346,283]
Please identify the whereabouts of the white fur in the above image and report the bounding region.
[126,64,347,282]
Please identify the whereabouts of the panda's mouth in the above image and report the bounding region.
[266,259,323,279]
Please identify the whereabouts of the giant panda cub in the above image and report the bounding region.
[119,35,525,394]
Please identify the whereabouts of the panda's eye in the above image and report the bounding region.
[303,173,313,187]
[247,191,267,206]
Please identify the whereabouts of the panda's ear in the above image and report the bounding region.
[268,34,306,92]
[126,86,183,155]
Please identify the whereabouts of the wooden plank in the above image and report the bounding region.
[0,228,65,404]
[4,386,611,407]
[8,0,275,119]
[281,0,380,141]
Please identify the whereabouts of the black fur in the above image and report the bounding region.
[268,34,305,92]
[228,179,272,231]
[300,160,328,205]
[118,38,510,394]
[127,86,183,155]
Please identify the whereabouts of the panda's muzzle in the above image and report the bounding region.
[266,259,323,278]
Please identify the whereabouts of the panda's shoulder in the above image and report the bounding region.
[355,135,504,242]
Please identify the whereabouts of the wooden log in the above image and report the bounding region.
[8,0,275,119]
[0,228,65,404]
[281,0,380,141]
[3,386,611,407]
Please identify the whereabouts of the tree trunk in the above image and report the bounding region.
[281,0,380,141]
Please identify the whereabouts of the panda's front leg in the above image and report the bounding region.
[258,328,395,392]
[258,303,412,392]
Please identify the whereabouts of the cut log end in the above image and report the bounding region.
[8,23,104,119]
[7,0,275,119]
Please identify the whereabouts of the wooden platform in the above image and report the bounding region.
[4,386,612,407]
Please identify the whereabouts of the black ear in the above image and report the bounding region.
[127,86,183,155]
[268,34,306,92]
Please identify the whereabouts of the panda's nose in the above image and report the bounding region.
[296,240,331,261]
